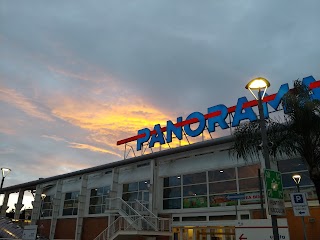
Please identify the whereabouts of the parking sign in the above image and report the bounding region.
[290,193,310,216]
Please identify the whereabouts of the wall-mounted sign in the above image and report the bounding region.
[117,76,320,151]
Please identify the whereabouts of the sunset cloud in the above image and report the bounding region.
[0,87,54,122]
[43,134,121,158]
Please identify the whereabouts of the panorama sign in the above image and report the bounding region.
[117,76,320,151]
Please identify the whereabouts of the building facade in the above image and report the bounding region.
[0,135,319,240]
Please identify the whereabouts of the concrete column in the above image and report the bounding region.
[0,192,10,216]
[49,180,63,240]
[75,174,88,240]
[150,159,157,214]
[14,189,25,220]
[111,168,119,198]
[31,185,43,225]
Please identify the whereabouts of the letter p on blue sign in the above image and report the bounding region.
[294,194,304,204]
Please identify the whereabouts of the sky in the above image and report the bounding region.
[1,1,320,209]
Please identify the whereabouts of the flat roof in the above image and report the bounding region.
[0,135,234,194]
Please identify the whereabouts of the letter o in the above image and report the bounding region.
[184,112,206,137]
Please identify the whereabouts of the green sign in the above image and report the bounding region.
[264,169,284,199]
[264,169,286,216]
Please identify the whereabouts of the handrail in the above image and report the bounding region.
[94,197,172,240]
[133,199,157,218]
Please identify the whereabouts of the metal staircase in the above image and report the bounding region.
[94,198,171,240]
[0,216,23,239]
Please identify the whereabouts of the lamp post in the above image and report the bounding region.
[292,174,307,240]
[1,168,11,189]
[245,77,280,240]
[38,193,46,238]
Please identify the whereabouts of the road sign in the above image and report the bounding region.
[290,192,310,216]
[235,219,289,240]
[226,193,245,200]
[291,193,307,206]
[264,169,286,216]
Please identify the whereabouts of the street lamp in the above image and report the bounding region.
[1,168,11,189]
[246,77,280,240]
[292,174,307,240]
[292,174,301,191]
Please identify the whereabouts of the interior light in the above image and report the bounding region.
[177,176,181,179]
[219,170,224,173]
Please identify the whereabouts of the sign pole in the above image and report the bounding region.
[296,184,308,240]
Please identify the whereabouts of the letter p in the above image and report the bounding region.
[137,128,151,151]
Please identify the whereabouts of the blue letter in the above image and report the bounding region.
[263,83,290,116]
[166,117,183,143]
[149,124,165,148]
[184,112,206,137]
[137,128,151,151]
[302,75,320,100]
[232,97,257,127]
[207,104,229,132]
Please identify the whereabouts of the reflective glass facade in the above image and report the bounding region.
[89,186,110,214]
[163,164,261,209]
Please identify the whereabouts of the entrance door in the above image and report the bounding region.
[173,227,235,240]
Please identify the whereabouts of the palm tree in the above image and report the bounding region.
[232,80,320,204]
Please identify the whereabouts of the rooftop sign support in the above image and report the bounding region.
[117,76,320,154]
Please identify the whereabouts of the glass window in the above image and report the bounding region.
[209,215,236,220]
[209,181,237,194]
[278,159,307,172]
[41,195,53,217]
[163,199,181,209]
[122,180,150,205]
[183,184,207,197]
[123,182,138,192]
[183,172,206,185]
[122,192,138,202]
[183,196,207,208]
[238,164,260,178]
[208,168,235,182]
[139,180,150,190]
[239,178,260,192]
[164,187,181,198]
[88,186,110,214]
[182,216,206,221]
[163,177,182,210]
[164,176,181,187]
[63,191,79,216]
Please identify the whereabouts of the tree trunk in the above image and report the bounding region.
[313,178,320,204]
[310,166,320,204]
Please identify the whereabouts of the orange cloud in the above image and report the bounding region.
[43,134,121,157]
[68,142,122,157]
[0,87,54,122]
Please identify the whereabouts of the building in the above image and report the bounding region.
[0,135,319,240]
[1,76,320,239]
